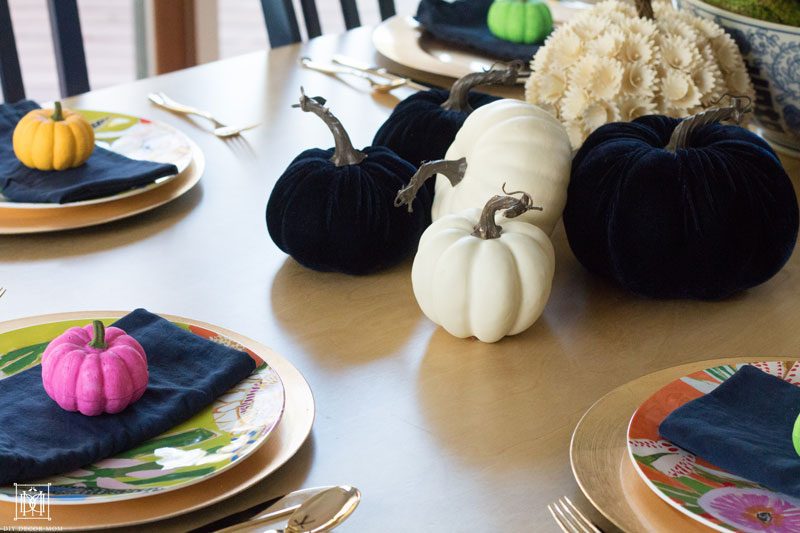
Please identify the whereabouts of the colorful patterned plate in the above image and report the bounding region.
[628,361,800,533]
[0,317,285,505]
[0,109,193,209]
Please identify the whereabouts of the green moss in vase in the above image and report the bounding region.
[703,0,800,26]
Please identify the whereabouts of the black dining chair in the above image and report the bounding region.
[260,0,396,48]
[0,0,89,103]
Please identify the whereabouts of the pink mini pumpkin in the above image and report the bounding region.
[41,320,149,416]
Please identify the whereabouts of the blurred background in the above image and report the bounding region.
[6,0,419,101]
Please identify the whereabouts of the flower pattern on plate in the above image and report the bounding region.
[698,488,800,533]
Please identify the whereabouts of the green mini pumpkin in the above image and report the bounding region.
[487,0,553,44]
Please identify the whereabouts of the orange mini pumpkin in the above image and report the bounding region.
[12,102,95,171]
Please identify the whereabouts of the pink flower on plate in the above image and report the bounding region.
[699,488,800,532]
[629,439,696,477]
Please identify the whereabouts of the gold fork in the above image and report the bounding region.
[548,496,601,533]
[147,92,260,138]
[299,57,409,94]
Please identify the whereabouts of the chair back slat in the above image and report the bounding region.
[47,0,89,98]
[299,0,322,39]
[261,0,396,47]
[339,0,361,30]
[0,0,25,103]
[261,0,303,47]
[378,0,396,19]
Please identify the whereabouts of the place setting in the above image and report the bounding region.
[372,0,589,79]
[0,309,321,530]
[0,100,204,234]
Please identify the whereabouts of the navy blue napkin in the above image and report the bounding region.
[415,0,541,62]
[0,101,179,203]
[660,365,800,498]
[0,309,256,485]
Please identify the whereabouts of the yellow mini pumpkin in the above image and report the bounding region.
[13,102,95,171]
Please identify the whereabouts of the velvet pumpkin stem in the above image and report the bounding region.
[634,0,654,19]
[52,102,64,122]
[88,320,107,350]
[293,87,367,167]
[441,61,526,113]
[394,158,468,213]
[666,95,752,152]
[472,186,542,240]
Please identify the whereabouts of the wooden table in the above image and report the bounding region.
[1,28,799,532]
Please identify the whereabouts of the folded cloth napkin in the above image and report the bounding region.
[660,365,800,498]
[0,100,179,203]
[0,309,256,485]
[415,0,541,62]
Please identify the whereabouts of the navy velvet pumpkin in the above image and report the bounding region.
[267,92,433,275]
[373,89,499,167]
[372,62,523,167]
[564,113,799,300]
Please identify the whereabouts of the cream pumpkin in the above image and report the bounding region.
[395,99,571,235]
[13,102,95,171]
[412,192,555,343]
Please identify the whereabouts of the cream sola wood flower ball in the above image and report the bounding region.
[525,0,754,148]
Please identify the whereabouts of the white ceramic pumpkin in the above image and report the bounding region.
[395,99,571,235]
[412,192,555,343]
[439,99,571,235]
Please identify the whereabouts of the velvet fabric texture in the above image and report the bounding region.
[564,115,799,300]
[267,146,432,275]
[0,309,256,484]
[416,0,541,61]
[0,100,178,203]
[660,365,800,498]
[372,89,499,167]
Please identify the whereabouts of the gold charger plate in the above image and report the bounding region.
[570,357,761,532]
[0,138,204,234]
[0,311,315,530]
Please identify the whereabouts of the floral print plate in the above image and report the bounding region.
[0,317,285,504]
[628,361,800,532]
[0,109,194,209]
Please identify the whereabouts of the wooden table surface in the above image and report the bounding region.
[1,27,799,532]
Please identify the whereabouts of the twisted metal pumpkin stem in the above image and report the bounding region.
[472,187,543,240]
[88,320,107,350]
[441,61,526,113]
[293,87,367,167]
[666,95,752,152]
[635,0,654,19]
[394,158,468,213]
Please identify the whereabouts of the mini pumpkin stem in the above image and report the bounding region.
[634,0,654,19]
[51,101,64,122]
[666,95,752,152]
[394,158,468,213]
[88,320,107,350]
[441,61,526,113]
[293,87,366,167]
[472,186,543,240]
